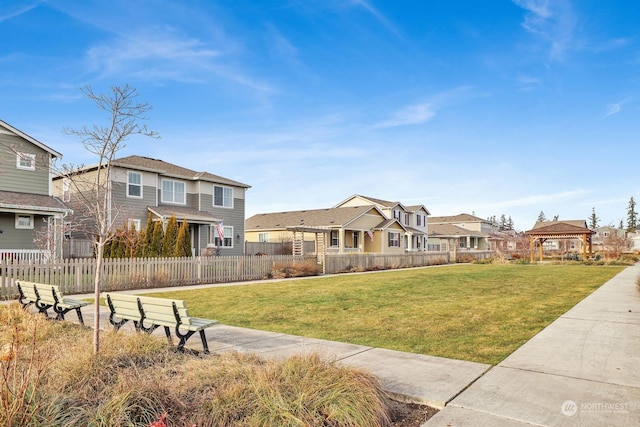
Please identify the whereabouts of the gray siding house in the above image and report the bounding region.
[0,120,70,260]
[53,155,250,256]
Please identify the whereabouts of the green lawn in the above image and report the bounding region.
[144,264,623,365]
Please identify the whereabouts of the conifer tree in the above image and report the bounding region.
[175,219,192,257]
[506,216,514,231]
[150,221,164,256]
[537,211,547,222]
[162,216,178,257]
[627,196,637,232]
[588,207,599,229]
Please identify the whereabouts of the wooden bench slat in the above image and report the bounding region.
[16,280,88,326]
[105,292,218,353]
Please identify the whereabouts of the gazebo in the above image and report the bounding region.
[524,220,595,262]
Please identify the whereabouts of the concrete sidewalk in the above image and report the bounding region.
[7,263,639,426]
[427,263,640,426]
[78,299,490,411]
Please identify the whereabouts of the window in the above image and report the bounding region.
[214,185,233,208]
[127,172,143,198]
[404,213,409,224]
[16,214,34,229]
[16,152,35,170]
[62,178,71,202]
[388,231,400,247]
[417,215,424,226]
[211,225,233,247]
[258,233,270,242]
[161,179,185,204]
[127,219,141,231]
[331,230,339,246]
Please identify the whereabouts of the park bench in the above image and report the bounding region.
[104,292,219,354]
[16,280,90,326]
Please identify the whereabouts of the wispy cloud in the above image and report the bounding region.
[349,0,401,37]
[374,86,474,129]
[84,29,218,81]
[0,2,40,23]
[605,96,637,117]
[82,28,274,93]
[516,74,542,91]
[374,103,435,129]
[512,0,578,60]
[479,189,588,210]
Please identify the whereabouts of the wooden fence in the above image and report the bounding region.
[0,255,314,300]
[1,250,494,300]
[324,252,450,273]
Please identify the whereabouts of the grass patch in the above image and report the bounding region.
[144,264,623,365]
[0,303,391,426]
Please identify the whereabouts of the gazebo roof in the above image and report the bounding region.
[525,220,594,236]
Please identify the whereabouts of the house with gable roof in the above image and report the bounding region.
[53,155,250,256]
[245,205,410,254]
[0,120,71,260]
[427,213,513,252]
[334,195,430,252]
[245,194,430,255]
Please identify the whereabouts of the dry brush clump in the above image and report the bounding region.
[0,303,391,427]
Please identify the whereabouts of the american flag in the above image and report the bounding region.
[216,222,224,241]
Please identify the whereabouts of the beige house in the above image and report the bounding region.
[428,213,499,251]
[333,195,430,252]
[245,205,408,255]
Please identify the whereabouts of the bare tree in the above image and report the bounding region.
[60,85,160,354]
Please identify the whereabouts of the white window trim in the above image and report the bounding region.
[213,185,234,208]
[388,231,400,247]
[16,152,36,171]
[16,214,34,229]
[208,224,234,248]
[161,179,186,205]
[127,219,141,231]
[127,171,143,199]
[258,232,270,242]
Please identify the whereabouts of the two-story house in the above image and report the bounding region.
[53,155,250,256]
[0,120,70,261]
[245,194,430,255]
[428,213,498,251]
[333,195,430,252]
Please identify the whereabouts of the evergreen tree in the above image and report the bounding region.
[627,196,637,231]
[175,219,192,257]
[134,226,147,257]
[162,216,178,257]
[499,214,507,230]
[619,220,624,230]
[506,216,514,231]
[537,211,547,222]
[150,221,164,257]
[588,207,599,229]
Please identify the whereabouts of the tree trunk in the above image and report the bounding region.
[93,245,103,355]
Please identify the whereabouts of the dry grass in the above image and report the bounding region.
[0,303,390,426]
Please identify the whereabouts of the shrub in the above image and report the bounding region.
[270,260,320,278]
[1,304,390,426]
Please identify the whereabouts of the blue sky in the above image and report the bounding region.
[1,0,638,231]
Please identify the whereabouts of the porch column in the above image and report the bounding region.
[339,228,345,254]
